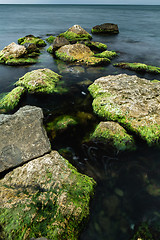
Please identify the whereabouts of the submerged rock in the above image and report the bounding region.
[16,68,62,94]
[59,25,92,42]
[91,23,119,34]
[84,41,107,51]
[56,43,110,66]
[0,150,96,239]
[0,86,26,112]
[0,106,51,173]
[88,74,160,146]
[0,42,38,66]
[18,34,46,47]
[114,62,160,74]
[94,50,117,59]
[90,121,136,152]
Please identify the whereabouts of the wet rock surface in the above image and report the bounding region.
[88,74,160,146]
[91,23,119,34]
[0,105,51,173]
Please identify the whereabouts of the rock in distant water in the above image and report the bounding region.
[91,23,119,34]
[88,74,160,146]
[0,150,95,239]
[0,105,51,173]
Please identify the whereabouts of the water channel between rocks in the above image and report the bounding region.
[1,35,160,240]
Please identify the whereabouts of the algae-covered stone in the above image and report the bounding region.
[0,106,51,173]
[59,25,92,42]
[0,86,26,112]
[1,42,27,58]
[46,35,56,44]
[88,74,160,147]
[131,223,159,240]
[94,50,117,59]
[5,57,37,66]
[84,41,107,51]
[0,150,96,240]
[114,62,160,74]
[91,23,119,34]
[56,43,110,66]
[18,35,46,47]
[90,121,136,152]
[16,68,62,94]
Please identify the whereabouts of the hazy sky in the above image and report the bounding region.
[0,0,159,4]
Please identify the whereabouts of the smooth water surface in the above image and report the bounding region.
[1,4,160,240]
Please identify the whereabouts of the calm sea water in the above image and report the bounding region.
[1,4,160,240]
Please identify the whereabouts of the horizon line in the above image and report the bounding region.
[0,3,160,5]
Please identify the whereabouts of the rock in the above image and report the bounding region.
[56,43,110,66]
[46,35,56,43]
[52,36,70,51]
[16,68,62,94]
[23,42,40,54]
[88,74,160,146]
[56,60,85,74]
[94,50,117,59]
[59,25,92,42]
[0,150,96,239]
[114,62,160,74]
[18,35,46,47]
[84,41,107,51]
[0,86,26,112]
[91,23,119,34]
[90,121,136,152]
[1,42,27,58]
[0,106,51,173]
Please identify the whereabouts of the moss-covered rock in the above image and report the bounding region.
[114,62,160,74]
[131,223,160,240]
[16,68,62,94]
[84,41,107,51]
[0,150,96,240]
[55,43,110,66]
[47,45,53,54]
[46,35,56,44]
[0,86,26,112]
[5,57,37,66]
[91,23,119,34]
[94,50,117,59]
[90,121,136,152]
[18,35,46,47]
[88,74,160,147]
[59,25,92,42]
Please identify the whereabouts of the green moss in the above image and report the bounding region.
[94,50,117,59]
[27,52,40,58]
[0,87,26,112]
[91,28,118,34]
[55,51,76,62]
[131,223,155,240]
[114,62,160,74]
[81,57,110,66]
[84,41,107,51]
[47,115,78,132]
[18,36,46,47]
[5,57,37,66]
[0,157,96,240]
[47,45,53,54]
[59,31,92,42]
[46,35,56,43]
[15,69,62,94]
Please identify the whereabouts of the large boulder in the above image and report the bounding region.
[59,25,92,42]
[18,34,46,47]
[0,42,27,58]
[0,150,96,239]
[91,23,119,34]
[88,74,160,146]
[0,106,51,173]
[16,68,62,94]
[56,43,110,66]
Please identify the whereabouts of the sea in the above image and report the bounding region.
[1,4,160,240]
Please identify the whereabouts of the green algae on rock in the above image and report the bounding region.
[88,74,160,147]
[84,41,107,51]
[0,86,26,112]
[18,35,46,47]
[91,23,119,34]
[55,43,110,66]
[94,50,117,59]
[59,25,92,42]
[131,223,160,240]
[0,150,96,240]
[16,68,62,94]
[5,57,37,66]
[46,35,56,44]
[90,121,136,152]
[114,62,160,74]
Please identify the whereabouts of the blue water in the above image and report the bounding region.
[1,4,160,240]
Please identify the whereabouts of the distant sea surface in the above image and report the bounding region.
[1,4,160,240]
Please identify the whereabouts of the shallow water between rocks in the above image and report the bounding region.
[1,4,160,240]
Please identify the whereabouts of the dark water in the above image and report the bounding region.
[1,4,160,240]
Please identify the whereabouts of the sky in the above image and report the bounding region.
[0,0,159,4]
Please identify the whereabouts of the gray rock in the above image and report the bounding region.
[0,105,51,173]
[52,36,70,51]
[91,23,119,34]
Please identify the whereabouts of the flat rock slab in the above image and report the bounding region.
[0,150,95,239]
[88,74,160,146]
[0,105,51,173]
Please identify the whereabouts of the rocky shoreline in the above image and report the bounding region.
[0,24,160,239]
